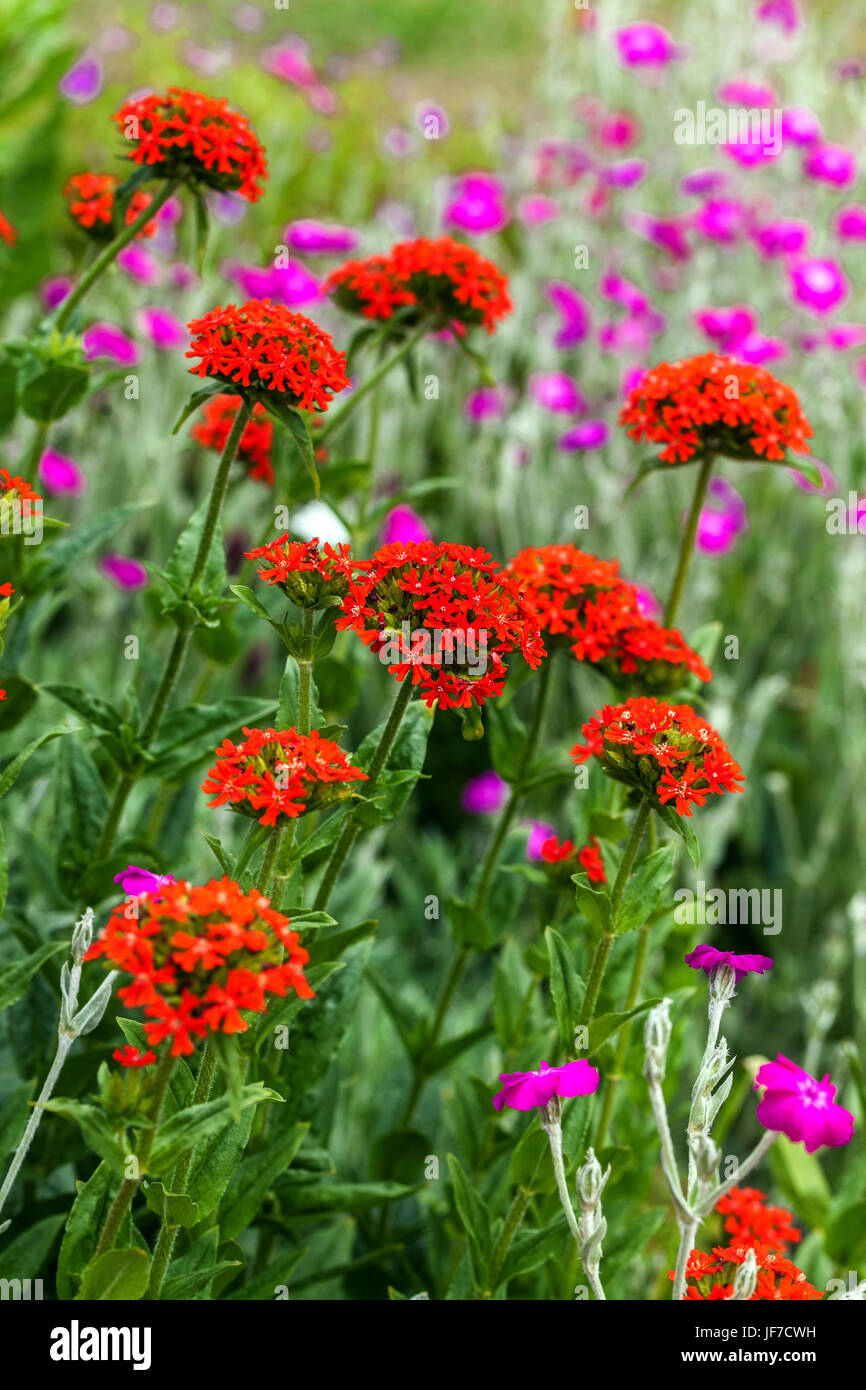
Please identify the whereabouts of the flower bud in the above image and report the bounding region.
[71,907,94,965]
[731,1248,757,1301]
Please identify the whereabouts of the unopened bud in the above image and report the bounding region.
[731,1248,757,1301]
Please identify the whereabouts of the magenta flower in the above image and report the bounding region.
[835,206,866,242]
[58,56,102,105]
[546,282,591,348]
[635,585,661,620]
[444,173,509,236]
[461,769,508,816]
[781,107,821,146]
[529,371,585,415]
[100,554,148,590]
[558,420,610,452]
[492,1059,600,1112]
[40,276,73,310]
[597,112,639,150]
[694,199,745,243]
[225,259,321,308]
[789,456,836,493]
[754,1055,855,1152]
[117,244,160,284]
[789,258,849,316]
[82,323,141,366]
[38,450,85,496]
[285,220,360,255]
[685,944,773,982]
[803,144,857,189]
[695,305,755,350]
[752,220,810,259]
[697,478,748,555]
[755,0,801,33]
[736,333,787,366]
[114,864,175,897]
[517,194,560,226]
[464,385,509,423]
[602,158,647,189]
[137,307,186,351]
[526,819,557,861]
[614,23,679,69]
[381,504,432,546]
[627,212,691,260]
[826,323,866,351]
[717,80,777,106]
[679,169,727,197]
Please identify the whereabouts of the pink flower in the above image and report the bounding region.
[614,23,679,69]
[602,158,647,188]
[789,258,849,316]
[464,386,509,422]
[717,80,777,106]
[285,220,360,255]
[803,144,857,189]
[59,55,102,104]
[116,244,160,284]
[596,112,639,150]
[634,585,661,620]
[492,1059,600,1111]
[736,333,787,366]
[558,420,610,452]
[697,478,748,555]
[461,769,508,815]
[100,554,148,590]
[781,107,821,146]
[40,276,72,309]
[679,169,727,197]
[546,282,592,348]
[789,457,836,493]
[137,306,185,351]
[517,194,560,226]
[752,220,810,259]
[754,1055,855,1153]
[114,864,174,896]
[755,0,801,33]
[82,323,141,366]
[526,819,557,860]
[529,371,585,415]
[694,199,745,243]
[38,450,85,496]
[685,944,773,981]
[444,172,509,236]
[628,213,691,260]
[835,206,866,242]
[225,259,321,307]
[381,504,431,546]
[826,323,866,351]
[695,305,755,349]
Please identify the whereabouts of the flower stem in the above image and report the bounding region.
[54,181,179,332]
[663,454,714,627]
[579,800,650,1032]
[671,1217,699,1301]
[20,420,49,487]
[702,1130,776,1211]
[316,320,430,444]
[0,1037,72,1221]
[297,607,315,737]
[94,1045,176,1259]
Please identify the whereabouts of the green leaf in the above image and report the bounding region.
[572,874,613,934]
[496,1214,569,1287]
[366,961,428,1058]
[0,822,8,922]
[20,362,90,422]
[53,737,108,893]
[56,1162,114,1299]
[146,696,275,781]
[767,1134,831,1230]
[446,896,491,950]
[545,927,586,1052]
[229,583,273,622]
[0,726,75,802]
[191,187,210,274]
[786,454,823,488]
[277,1178,420,1216]
[307,918,377,965]
[42,683,124,734]
[586,999,662,1056]
[33,502,152,593]
[824,1201,866,1267]
[183,1106,257,1221]
[76,1247,150,1301]
[0,940,67,1012]
[150,1084,282,1173]
[615,844,676,935]
[143,1182,200,1230]
[218,1122,309,1240]
[163,496,226,610]
[267,398,319,497]
[419,1024,491,1077]
[656,805,700,869]
[41,1098,128,1172]
[485,700,528,784]
[171,382,225,435]
[492,936,531,1050]
[0,1213,65,1279]
[447,1153,492,1284]
[0,1081,33,1160]
[355,700,434,820]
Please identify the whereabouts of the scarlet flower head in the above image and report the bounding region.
[192,392,275,485]
[754,1054,855,1153]
[504,544,711,693]
[112,1044,158,1068]
[202,726,368,827]
[245,532,355,608]
[326,236,513,334]
[540,835,607,884]
[1,468,42,508]
[0,209,16,247]
[674,1244,822,1300]
[87,876,313,1056]
[63,172,157,240]
[620,352,813,464]
[186,300,349,412]
[336,540,545,712]
[715,1187,801,1254]
[112,87,267,202]
[571,697,745,818]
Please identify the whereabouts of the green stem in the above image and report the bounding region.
[54,181,179,332]
[297,607,315,737]
[579,801,650,1032]
[258,820,286,899]
[663,455,714,628]
[95,1046,176,1259]
[485,1186,535,1295]
[21,421,49,487]
[316,320,430,444]
[312,677,414,911]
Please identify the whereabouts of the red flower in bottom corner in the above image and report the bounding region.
[674,1244,822,1301]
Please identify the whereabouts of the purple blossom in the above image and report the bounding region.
[100,554,148,590]
[635,585,661,620]
[627,212,691,260]
[285,219,360,255]
[789,258,849,316]
[529,371,585,415]
[826,323,866,351]
[685,944,773,981]
[517,194,560,225]
[40,276,72,310]
[755,0,801,32]
[464,386,509,422]
[695,305,755,350]
[525,819,557,861]
[694,198,745,243]
[114,864,175,897]
[752,220,810,259]
[116,244,160,284]
[835,206,866,242]
[803,143,857,189]
[781,107,821,145]
[717,80,777,106]
[137,307,185,351]
[59,56,102,105]
[558,420,610,452]
[225,259,321,307]
[83,323,141,366]
[602,158,647,188]
[697,478,748,555]
[381,504,432,546]
[38,450,85,496]
[755,1055,854,1152]
[614,23,679,69]
[444,173,509,236]
[461,769,508,815]
[546,282,591,348]
[679,169,727,197]
[492,1059,600,1112]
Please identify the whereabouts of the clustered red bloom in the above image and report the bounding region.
[620,353,813,464]
[1,468,42,506]
[504,545,710,692]
[0,209,16,247]
[326,236,513,333]
[63,172,157,239]
[112,1044,157,1068]
[201,726,368,828]
[715,1187,801,1255]
[335,541,545,710]
[675,1246,822,1301]
[186,300,349,411]
[112,87,267,201]
[192,393,274,485]
[540,835,607,883]
[245,533,354,608]
[572,697,745,817]
[86,876,313,1056]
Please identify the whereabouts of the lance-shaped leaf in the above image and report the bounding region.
[615,843,676,935]
[546,927,586,1050]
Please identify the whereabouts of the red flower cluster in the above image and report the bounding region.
[504,545,710,692]
[87,877,313,1056]
[571,697,745,817]
[1,469,42,506]
[326,236,512,333]
[63,172,157,240]
[192,393,274,485]
[0,209,16,247]
[246,533,354,608]
[541,835,607,883]
[112,1044,157,1068]
[336,541,545,710]
[675,1246,821,1301]
[112,87,267,202]
[715,1186,801,1255]
[202,726,368,827]
[620,353,813,464]
[186,300,349,411]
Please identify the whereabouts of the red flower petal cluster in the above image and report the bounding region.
[715,1186,801,1254]
[674,1245,821,1301]
[326,236,512,333]
[202,726,368,828]
[87,876,312,1055]
[246,532,355,607]
[0,209,16,247]
[186,300,349,411]
[112,87,267,202]
[541,835,607,883]
[63,172,157,239]
[336,541,545,710]
[192,392,274,485]
[620,353,813,464]
[112,1044,157,1068]
[504,544,710,692]
[571,697,744,817]
[1,469,42,505]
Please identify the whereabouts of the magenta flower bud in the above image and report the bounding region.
[789,257,849,316]
[755,0,801,33]
[529,371,586,415]
[82,323,141,366]
[137,306,186,351]
[602,158,647,188]
[558,420,610,452]
[679,169,727,197]
[100,554,148,590]
[492,1059,600,1111]
[525,819,557,861]
[114,864,175,897]
[752,220,810,259]
[781,106,821,146]
[634,584,661,620]
[835,206,866,242]
[38,449,85,496]
[717,80,777,106]
[803,143,857,188]
[381,504,432,546]
[755,1055,855,1152]
[59,55,102,104]
[614,23,679,69]
[461,769,508,815]
[285,219,360,255]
